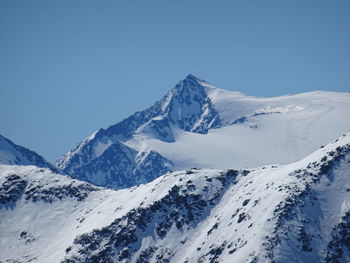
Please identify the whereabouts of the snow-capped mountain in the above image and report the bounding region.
[0,134,58,172]
[56,74,350,189]
[2,132,350,263]
[56,74,222,189]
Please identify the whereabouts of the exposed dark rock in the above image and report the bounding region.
[62,170,240,262]
[297,226,312,252]
[325,211,350,262]
[0,174,27,208]
[24,182,97,203]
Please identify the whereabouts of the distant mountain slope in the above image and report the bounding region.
[2,133,350,262]
[57,74,350,189]
[0,134,58,172]
[71,140,172,189]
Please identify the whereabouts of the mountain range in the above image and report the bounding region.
[57,74,350,189]
[1,74,350,263]
[1,132,350,262]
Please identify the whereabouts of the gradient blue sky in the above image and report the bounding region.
[1,0,350,162]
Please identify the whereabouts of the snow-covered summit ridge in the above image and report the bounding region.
[2,132,350,262]
[57,74,221,164]
[55,74,223,188]
[0,134,58,172]
[56,74,350,188]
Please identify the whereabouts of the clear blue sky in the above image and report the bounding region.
[1,0,350,162]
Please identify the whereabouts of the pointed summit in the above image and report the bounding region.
[56,74,223,188]
[172,74,207,93]
[185,73,202,82]
[159,74,222,133]
[182,74,209,86]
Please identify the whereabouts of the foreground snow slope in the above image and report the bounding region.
[57,74,350,188]
[2,133,350,262]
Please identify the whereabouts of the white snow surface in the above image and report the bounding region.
[126,89,350,170]
[1,133,350,262]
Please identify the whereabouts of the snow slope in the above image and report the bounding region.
[127,86,350,170]
[57,74,350,188]
[2,132,350,262]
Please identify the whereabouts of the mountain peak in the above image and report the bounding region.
[171,74,207,94]
[183,74,207,85]
[185,73,201,81]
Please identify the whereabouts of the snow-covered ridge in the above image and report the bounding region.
[55,74,223,188]
[1,132,350,262]
[56,74,350,189]
[0,134,59,172]
[0,165,97,208]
